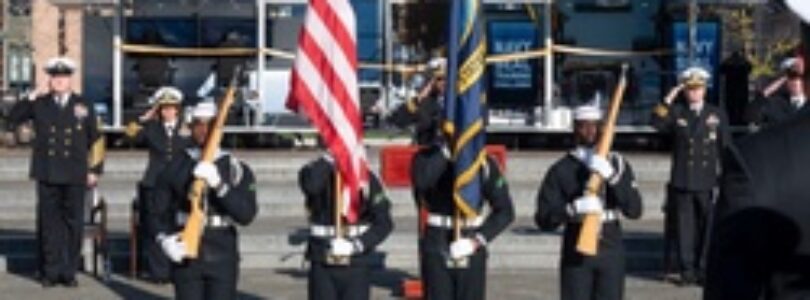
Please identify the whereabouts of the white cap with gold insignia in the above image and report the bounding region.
[151,86,184,106]
[780,57,803,74]
[679,67,710,88]
[44,57,76,75]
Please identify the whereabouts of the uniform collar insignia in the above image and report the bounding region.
[706,114,719,126]
[74,103,88,119]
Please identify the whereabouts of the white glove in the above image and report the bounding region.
[450,238,477,260]
[158,233,187,263]
[329,238,356,257]
[573,195,604,215]
[193,162,222,188]
[588,155,615,179]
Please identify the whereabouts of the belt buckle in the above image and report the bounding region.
[325,254,351,266]
[446,255,469,269]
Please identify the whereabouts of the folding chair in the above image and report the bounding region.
[82,187,110,281]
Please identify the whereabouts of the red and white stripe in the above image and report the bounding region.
[286,0,368,223]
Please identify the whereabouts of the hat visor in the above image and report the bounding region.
[192,114,216,121]
[156,99,182,106]
[574,115,603,122]
[46,69,74,76]
[684,80,706,88]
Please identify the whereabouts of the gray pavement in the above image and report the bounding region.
[0,149,700,298]
[0,269,701,300]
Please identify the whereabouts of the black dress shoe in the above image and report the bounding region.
[678,273,697,286]
[40,279,56,288]
[62,278,78,288]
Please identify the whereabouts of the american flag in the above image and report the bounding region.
[286,0,368,223]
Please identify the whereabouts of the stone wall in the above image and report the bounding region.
[30,0,83,92]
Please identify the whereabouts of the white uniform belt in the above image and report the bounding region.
[426,214,484,229]
[310,224,370,238]
[176,212,231,228]
[572,209,620,223]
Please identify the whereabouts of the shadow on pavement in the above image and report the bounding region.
[94,275,167,300]
[275,266,415,298]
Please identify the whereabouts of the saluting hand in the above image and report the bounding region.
[139,105,159,122]
[87,173,99,187]
[416,78,436,103]
[664,84,685,105]
[26,88,47,102]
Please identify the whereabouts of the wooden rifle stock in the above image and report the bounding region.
[181,67,242,258]
[576,64,629,256]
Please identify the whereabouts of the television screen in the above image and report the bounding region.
[201,18,272,47]
[127,17,272,48]
[486,19,540,108]
[127,17,198,47]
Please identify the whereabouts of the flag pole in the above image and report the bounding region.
[454,207,461,244]
[335,170,343,239]
[328,168,350,265]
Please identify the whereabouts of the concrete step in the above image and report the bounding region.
[0,217,668,273]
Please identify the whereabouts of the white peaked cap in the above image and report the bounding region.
[191,101,217,120]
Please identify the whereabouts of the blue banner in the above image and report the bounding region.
[444,0,487,218]
[672,21,720,90]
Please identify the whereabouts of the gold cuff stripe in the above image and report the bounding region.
[88,136,106,168]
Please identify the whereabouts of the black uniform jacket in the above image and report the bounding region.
[387,95,442,145]
[705,111,810,300]
[747,91,806,127]
[8,93,104,184]
[151,149,258,262]
[410,145,515,254]
[125,119,193,187]
[298,156,394,265]
[651,101,731,192]
[534,151,642,260]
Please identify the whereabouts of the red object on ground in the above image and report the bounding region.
[380,145,507,187]
[402,278,424,300]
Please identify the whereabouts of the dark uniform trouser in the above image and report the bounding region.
[560,248,625,300]
[422,248,488,300]
[36,182,85,281]
[173,258,238,300]
[138,186,171,280]
[308,262,370,300]
[671,190,712,277]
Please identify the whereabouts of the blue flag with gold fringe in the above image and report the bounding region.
[443,0,487,218]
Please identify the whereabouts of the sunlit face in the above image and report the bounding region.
[787,77,804,96]
[191,119,212,146]
[49,75,72,94]
[574,120,601,147]
[685,86,706,104]
[160,105,180,122]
